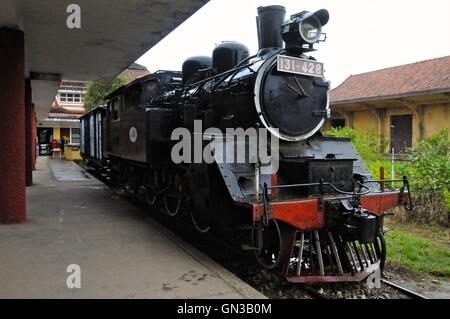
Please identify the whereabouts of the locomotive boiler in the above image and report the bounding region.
[80,5,412,283]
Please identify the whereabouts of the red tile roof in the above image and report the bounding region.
[330,56,450,104]
[49,105,85,119]
[120,63,151,83]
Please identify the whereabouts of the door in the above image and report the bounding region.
[391,115,412,154]
[37,128,53,155]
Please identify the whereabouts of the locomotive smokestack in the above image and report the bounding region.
[256,5,286,51]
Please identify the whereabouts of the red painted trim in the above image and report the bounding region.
[250,190,406,229]
[360,191,407,216]
[379,167,385,191]
[271,173,277,198]
[253,199,324,230]
[286,262,380,283]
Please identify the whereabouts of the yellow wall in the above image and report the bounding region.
[353,111,378,133]
[53,127,60,141]
[423,103,449,137]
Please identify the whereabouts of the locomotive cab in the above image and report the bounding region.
[105,71,182,164]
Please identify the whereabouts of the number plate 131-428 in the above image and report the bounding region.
[277,55,324,77]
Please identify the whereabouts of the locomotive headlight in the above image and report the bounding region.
[281,9,329,51]
[299,16,322,43]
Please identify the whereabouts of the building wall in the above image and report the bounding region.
[51,127,79,144]
[53,127,60,141]
[352,111,378,134]
[423,103,449,137]
[326,102,449,153]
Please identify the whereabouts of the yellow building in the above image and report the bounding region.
[324,56,449,153]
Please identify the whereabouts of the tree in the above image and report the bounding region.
[84,75,127,111]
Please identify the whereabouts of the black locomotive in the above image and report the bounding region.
[80,6,411,283]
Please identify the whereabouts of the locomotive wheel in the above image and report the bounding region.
[144,171,159,205]
[163,173,182,217]
[144,185,157,205]
[163,194,181,217]
[127,170,137,195]
[252,219,291,270]
[190,209,210,233]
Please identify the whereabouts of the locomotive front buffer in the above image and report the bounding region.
[244,174,412,283]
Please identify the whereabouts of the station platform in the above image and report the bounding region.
[0,157,265,299]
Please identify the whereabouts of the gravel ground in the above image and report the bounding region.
[225,262,409,299]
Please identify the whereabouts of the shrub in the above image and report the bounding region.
[399,129,449,193]
[324,127,449,224]
[323,127,387,176]
[393,191,448,227]
[397,129,450,225]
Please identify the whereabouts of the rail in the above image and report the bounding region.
[381,278,428,299]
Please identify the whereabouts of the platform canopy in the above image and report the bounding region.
[0,0,208,119]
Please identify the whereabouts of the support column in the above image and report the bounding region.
[25,79,33,186]
[418,105,425,139]
[32,104,37,170]
[0,28,26,223]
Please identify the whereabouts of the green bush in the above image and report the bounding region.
[399,129,449,193]
[323,127,388,177]
[324,127,373,160]
[444,189,450,212]
[398,129,450,219]
[324,127,450,216]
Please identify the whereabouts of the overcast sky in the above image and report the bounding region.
[136,0,450,88]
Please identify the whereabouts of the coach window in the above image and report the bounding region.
[141,80,159,103]
[111,98,120,121]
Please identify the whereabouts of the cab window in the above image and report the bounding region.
[124,85,141,109]
[140,80,159,103]
[110,97,120,121]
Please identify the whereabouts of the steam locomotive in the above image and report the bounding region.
[80,6,411,283]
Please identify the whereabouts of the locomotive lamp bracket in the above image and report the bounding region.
[318,33,327,42]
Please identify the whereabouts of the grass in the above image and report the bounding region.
[384,219,450,277]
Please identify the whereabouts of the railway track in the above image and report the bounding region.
[381,278,428,299]
[301,279,429,299]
